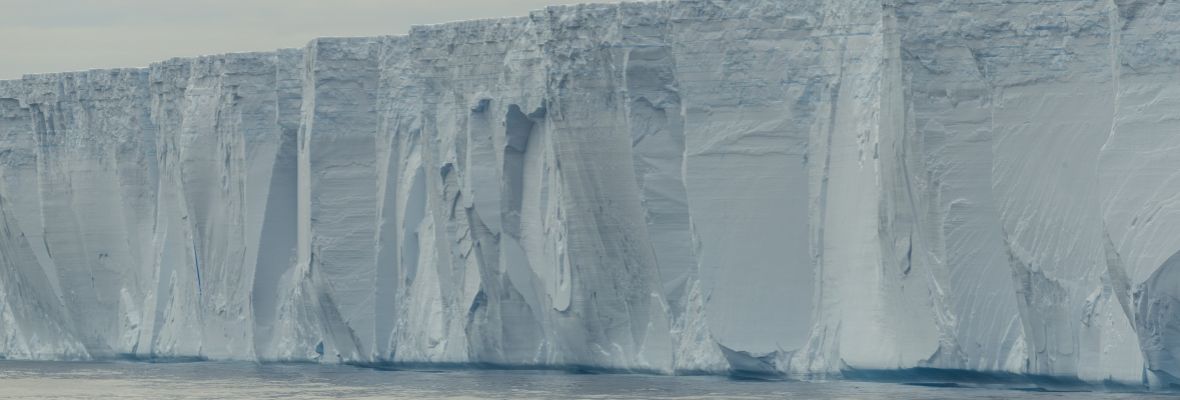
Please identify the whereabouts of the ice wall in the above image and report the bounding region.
[1,0,1179,388]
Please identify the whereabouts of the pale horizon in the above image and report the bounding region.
[1,0,621,79]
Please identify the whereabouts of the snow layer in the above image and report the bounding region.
[0,0,1178,387]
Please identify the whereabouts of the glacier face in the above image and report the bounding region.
[1,0,1180,387]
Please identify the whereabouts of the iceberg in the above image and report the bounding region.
[0,0,1179,389]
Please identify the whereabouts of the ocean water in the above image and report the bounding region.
[0,361,1168,399]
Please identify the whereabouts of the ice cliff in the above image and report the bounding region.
[1,0,1179,388]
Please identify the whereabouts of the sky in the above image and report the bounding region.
[0,0,619,79]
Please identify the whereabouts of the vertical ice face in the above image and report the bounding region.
[536,4,674,370]
[794,0,941,374]
[668,0,818,363]
[0,85,87,360]
[298,38,382,362]
[2,70,159,359]
[892,1,1025,375]
[251,48,303,361]
[3,0,1180,387]
[894,0,1128,379]
[144,52,304,361]
[1099,0,1180,387]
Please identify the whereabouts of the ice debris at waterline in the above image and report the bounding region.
[1,0,1179,389]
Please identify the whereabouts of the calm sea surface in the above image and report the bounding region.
[0,361,1169,399]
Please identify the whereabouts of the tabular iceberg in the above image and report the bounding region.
[1,0,1179,388]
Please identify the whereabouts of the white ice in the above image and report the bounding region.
[0,0,1179,389]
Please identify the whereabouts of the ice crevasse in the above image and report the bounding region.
[2,0,1180,388]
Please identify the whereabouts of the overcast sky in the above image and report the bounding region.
[0,0,618,79]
